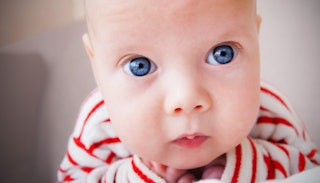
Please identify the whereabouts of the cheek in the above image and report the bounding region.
[106,104,146,151]
[107,103,166,159]
[214,89,259,152]
[234,69,260,127]
[215,64,260,143]
[102,86,163,150]
[233,85,259,136]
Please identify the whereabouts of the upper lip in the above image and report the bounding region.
[174,132,207,141]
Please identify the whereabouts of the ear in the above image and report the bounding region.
[82,33,100,86]
[82,33,94,60]
[256,14,262,33]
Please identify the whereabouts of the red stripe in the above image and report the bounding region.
[263,155,275,179]
[103,118,111,123]
[73,136,121,164]
[273,160,288,178]
[58,167,66,173]
[260,106,270,112]
[298,152,306,172]
[78,100,105,139]
[302,130,306,141]
[261,87,290,111]
[105,151,116,164]
[63,175,74,182]
[248,138,257,183]
[82,167,94,173]
[89,137,121,153]
[73,137,87,150]
[269,139,288,145]
[73,137,99,159]
[231,144,242,183]
[308,149,320,165]
[84,100,105,123]
[275,144,290,158]
[307,149,318,159]
[257,116,299,135]
[311,159,320,165]
[131,159,155,183]
[67,151,78,165]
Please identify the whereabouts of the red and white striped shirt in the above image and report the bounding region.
[58,82,319,182]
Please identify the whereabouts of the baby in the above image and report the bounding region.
[58,0,319,182]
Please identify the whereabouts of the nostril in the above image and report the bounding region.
[173,105,203,114]
[174,108,182,113]
[194,105,203,111]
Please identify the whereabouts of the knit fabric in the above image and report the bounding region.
[58,82,320,182]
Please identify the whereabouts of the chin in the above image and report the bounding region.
[170,157,214,170]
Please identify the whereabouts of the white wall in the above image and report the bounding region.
[258,0,320,144]
[0,0,85,47]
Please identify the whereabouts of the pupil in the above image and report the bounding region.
[129,57,151,77]
[211,45,234,64]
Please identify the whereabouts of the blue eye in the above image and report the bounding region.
[124,57,157,76]
[207,45,235,65]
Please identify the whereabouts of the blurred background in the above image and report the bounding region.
[0,0,84,47]
[0,0,319,182]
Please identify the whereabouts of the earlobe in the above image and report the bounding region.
[256,14,262,33]
[82,33,94,60]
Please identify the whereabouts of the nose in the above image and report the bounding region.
[163,71,211,115]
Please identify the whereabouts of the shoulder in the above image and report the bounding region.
[260,81,297,116]
[254,81,306,141]
[71,88,130,156]
[72,89,111,145]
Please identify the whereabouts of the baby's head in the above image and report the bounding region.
[83,0,261,169]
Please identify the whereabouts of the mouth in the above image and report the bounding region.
[173,133,208,148]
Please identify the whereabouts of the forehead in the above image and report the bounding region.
[86,1,256,26]
[86,0,256,45]
[86,0,255,15]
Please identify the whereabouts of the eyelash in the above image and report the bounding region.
[122,42,240,77]
[123,56,157,77]
[206,43,238,65]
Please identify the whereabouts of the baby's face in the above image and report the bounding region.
[85,0,261,169]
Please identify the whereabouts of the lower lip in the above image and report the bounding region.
[173,136,208,148]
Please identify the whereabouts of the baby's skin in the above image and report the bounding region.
[83,0,260,182]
